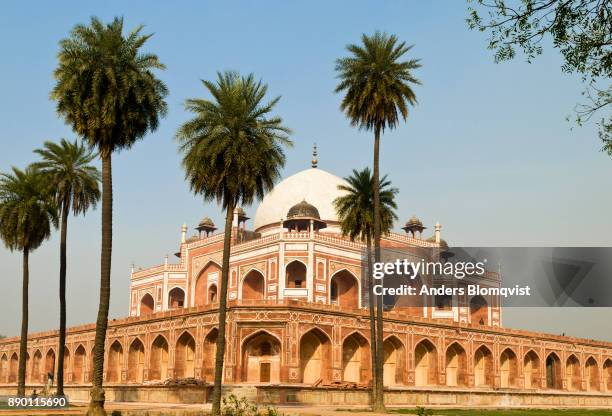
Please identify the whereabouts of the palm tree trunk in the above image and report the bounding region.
[17,247,29,396]
[88,153,112,416]
[372,125,386,412]
[57,198,70,396]
[366,234,377,408]
[211,204,235,416]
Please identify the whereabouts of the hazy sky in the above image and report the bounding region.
[0,1,610,339]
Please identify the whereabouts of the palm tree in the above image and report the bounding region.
[333,167,397,407]
[51,17,167,415]
[33,139,100,396]
[0,167,58,395]
[176,71,291,416]
[335,31,420,411]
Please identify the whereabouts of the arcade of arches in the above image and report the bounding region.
[1,315,612,395]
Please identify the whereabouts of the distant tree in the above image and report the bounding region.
[176,71,292,416]
[467,0,612,152]
[335,31,420,412]
[33,139,100,396]
[0,167,58,395]
[51,17,167,415]
[333,167,398,405]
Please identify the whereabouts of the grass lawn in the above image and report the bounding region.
[392,409,612,416]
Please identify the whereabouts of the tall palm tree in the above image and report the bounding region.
[33,139,100,396]
[0,167,58,395]
[176,71,291,416]
[335,31,420,411]
[51,17,167,415]
[333,167,397,407]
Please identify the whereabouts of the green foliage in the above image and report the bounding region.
[0,167,58,252]
[51,16,168,157]
[335,31,421,133]
[333,167,398,241]
[32,139,100,215]
[466,0,612,147]
[176,71,292,210]
[415,406,434,416]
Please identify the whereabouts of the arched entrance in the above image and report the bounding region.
[299,328,331,384]
[32,350,42,384]
[383,336,405,386]
[106,340,123,383]
[195,262,220,306]
[242,270,265,301]
[523,350,540,389]
[175,332,196,378]
[9,353,18,383]
[585,356,599,392]
[414,339,437,386]
[62,349,70,381]
[127,338,145,383]
[140,293,155,315]
[208,284,218,304]
[0,354,7,383]
[470,295,488,325]
[73,345,86,384]
[474,345,493,387]
[445,342,467,387]
[168,287,185,309]
[546,352,562,389]
[566,354,581,391]
[242,332,281,383]
[604,359,612,392]
[149,335,169,381]
[341,332,370,383]
[202,329,218,382]
[500,348,518,388]
[45,349,56,380]
[330,270,359,309]
[286,261,306,289]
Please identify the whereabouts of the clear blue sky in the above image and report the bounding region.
[0,1,610,338]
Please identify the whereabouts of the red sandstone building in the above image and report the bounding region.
[1,155,611,406]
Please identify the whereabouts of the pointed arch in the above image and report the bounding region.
[8,352,18,383]
[202,328,218,382]
[127,338,145,383]
[194,260,221,307]
[31,350,42,384]
[585,356,599,392]
[62,347,71,379]
[106,340,123,383]
[414,338,438,386]
[44,348,56,381]
[473,344,493,387]
[546,352,562,389]
[469,295,489,325]
[604,358,612,392]
[175,331,196,378]
[140,293,155,315]
[566,354,581,391]
[499,348,518,388]
[341,331,370,383]
[0,354,8,383]
[330,269,360,309]
[149,335,169,381]
[445,342,467,387]
[383,335,405,386]
[241,269,266,301]
[73,344,86,384]
[168,287,185,309]
[523,349,540,389]
[300,327,332,384]
[286,260,307,289]
[241,330,282,383]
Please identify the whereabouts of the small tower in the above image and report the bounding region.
[283,199,327,232]
[196,216,217,238]
[402,215,426,239]
[181,223,188,243]
[311,143,318,168]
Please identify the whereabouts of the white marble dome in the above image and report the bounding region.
[254,168,348,232]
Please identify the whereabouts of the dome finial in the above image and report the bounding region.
[311,143,318,168]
